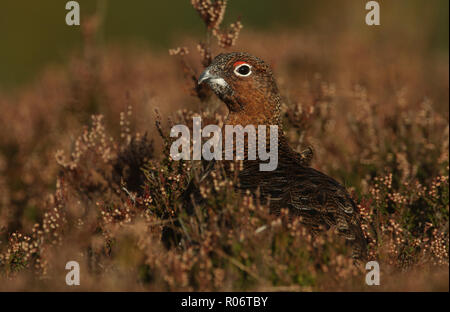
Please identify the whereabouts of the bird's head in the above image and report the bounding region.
[198,52,281,125]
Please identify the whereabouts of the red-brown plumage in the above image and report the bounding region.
[198,52,367,259]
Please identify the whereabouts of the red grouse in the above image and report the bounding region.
[197,52,367,259]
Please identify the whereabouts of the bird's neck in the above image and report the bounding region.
[225,94,282,127]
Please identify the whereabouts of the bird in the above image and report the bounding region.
[197,52,367,260]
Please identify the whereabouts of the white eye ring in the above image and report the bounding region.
[234,64,252,77]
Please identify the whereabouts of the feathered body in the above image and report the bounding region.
[198,52,367,259]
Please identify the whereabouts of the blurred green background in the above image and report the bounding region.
[0,0,448,91]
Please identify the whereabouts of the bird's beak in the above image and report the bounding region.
[198,68,229,88]
[198,69,213,85]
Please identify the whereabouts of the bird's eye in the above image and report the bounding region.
[234,64,252,77]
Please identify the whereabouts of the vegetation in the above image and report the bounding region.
[0,1,448,291]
